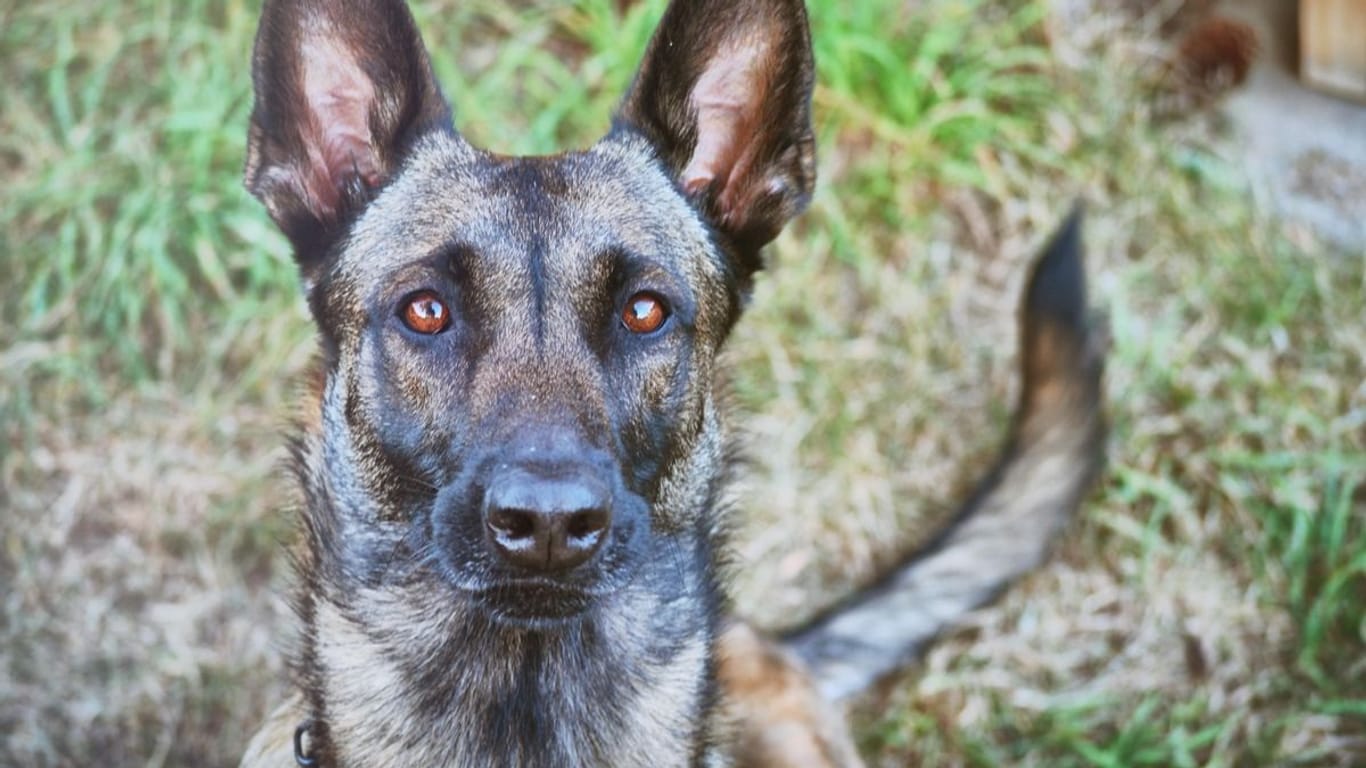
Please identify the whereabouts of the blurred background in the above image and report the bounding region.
[2,0,1362,764]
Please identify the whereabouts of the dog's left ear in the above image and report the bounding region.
[616,0,815,274]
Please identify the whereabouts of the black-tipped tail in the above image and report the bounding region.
[1027,204,1086,330]
[784,211,1107,701]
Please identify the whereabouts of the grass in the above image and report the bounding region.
[2,0,1363,765]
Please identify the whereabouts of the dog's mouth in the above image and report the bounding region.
[471,579,606,627]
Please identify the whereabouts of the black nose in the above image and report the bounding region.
[483,468,612,573]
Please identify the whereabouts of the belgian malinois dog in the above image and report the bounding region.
[238,0,1105,765]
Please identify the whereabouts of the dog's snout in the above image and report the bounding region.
[483,467,612,573]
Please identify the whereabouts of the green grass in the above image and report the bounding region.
[2,0,1363,765]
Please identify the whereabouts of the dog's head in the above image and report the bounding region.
[246,0,814,626]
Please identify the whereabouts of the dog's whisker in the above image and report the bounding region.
[397,474,439,492]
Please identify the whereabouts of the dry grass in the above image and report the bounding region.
[2,0,1362,765]
[3,388,291,762]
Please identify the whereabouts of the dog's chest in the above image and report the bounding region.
[312,594,719,767]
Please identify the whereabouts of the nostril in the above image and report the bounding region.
[481,466,614,573]
[489,508,536,540]
[566,509,607,541]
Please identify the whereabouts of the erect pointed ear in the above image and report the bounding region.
[615,0,816,274]
[245,0,452,271]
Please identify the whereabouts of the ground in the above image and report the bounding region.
[2,0,1363,766]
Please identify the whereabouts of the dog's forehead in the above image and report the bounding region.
[339,133,720,284]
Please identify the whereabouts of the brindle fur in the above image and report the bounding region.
[238,1,1105,765]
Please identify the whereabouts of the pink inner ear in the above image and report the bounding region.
[295,32,384,219]
[680,31,774,221]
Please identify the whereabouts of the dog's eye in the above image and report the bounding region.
[621,292,669,335]
[400,291,451,334]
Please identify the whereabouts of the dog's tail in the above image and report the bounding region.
[782,209,1107,702]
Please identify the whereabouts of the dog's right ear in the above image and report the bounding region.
[245,0,451,276]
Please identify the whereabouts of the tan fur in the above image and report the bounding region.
[240,695,304,766]
[717,623,866,768]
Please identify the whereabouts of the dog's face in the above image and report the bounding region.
[308,140,741,623]
[246,0,813,626]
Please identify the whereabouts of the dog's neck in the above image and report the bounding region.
[291,506,727,767]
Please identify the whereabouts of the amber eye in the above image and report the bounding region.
[400,291,451,334]
[621,292,669,335]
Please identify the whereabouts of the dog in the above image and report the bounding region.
[237,0,1106,765]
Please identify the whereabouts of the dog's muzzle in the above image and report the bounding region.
[431,423,648,624]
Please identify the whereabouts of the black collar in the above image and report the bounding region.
[294,720,318,767]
